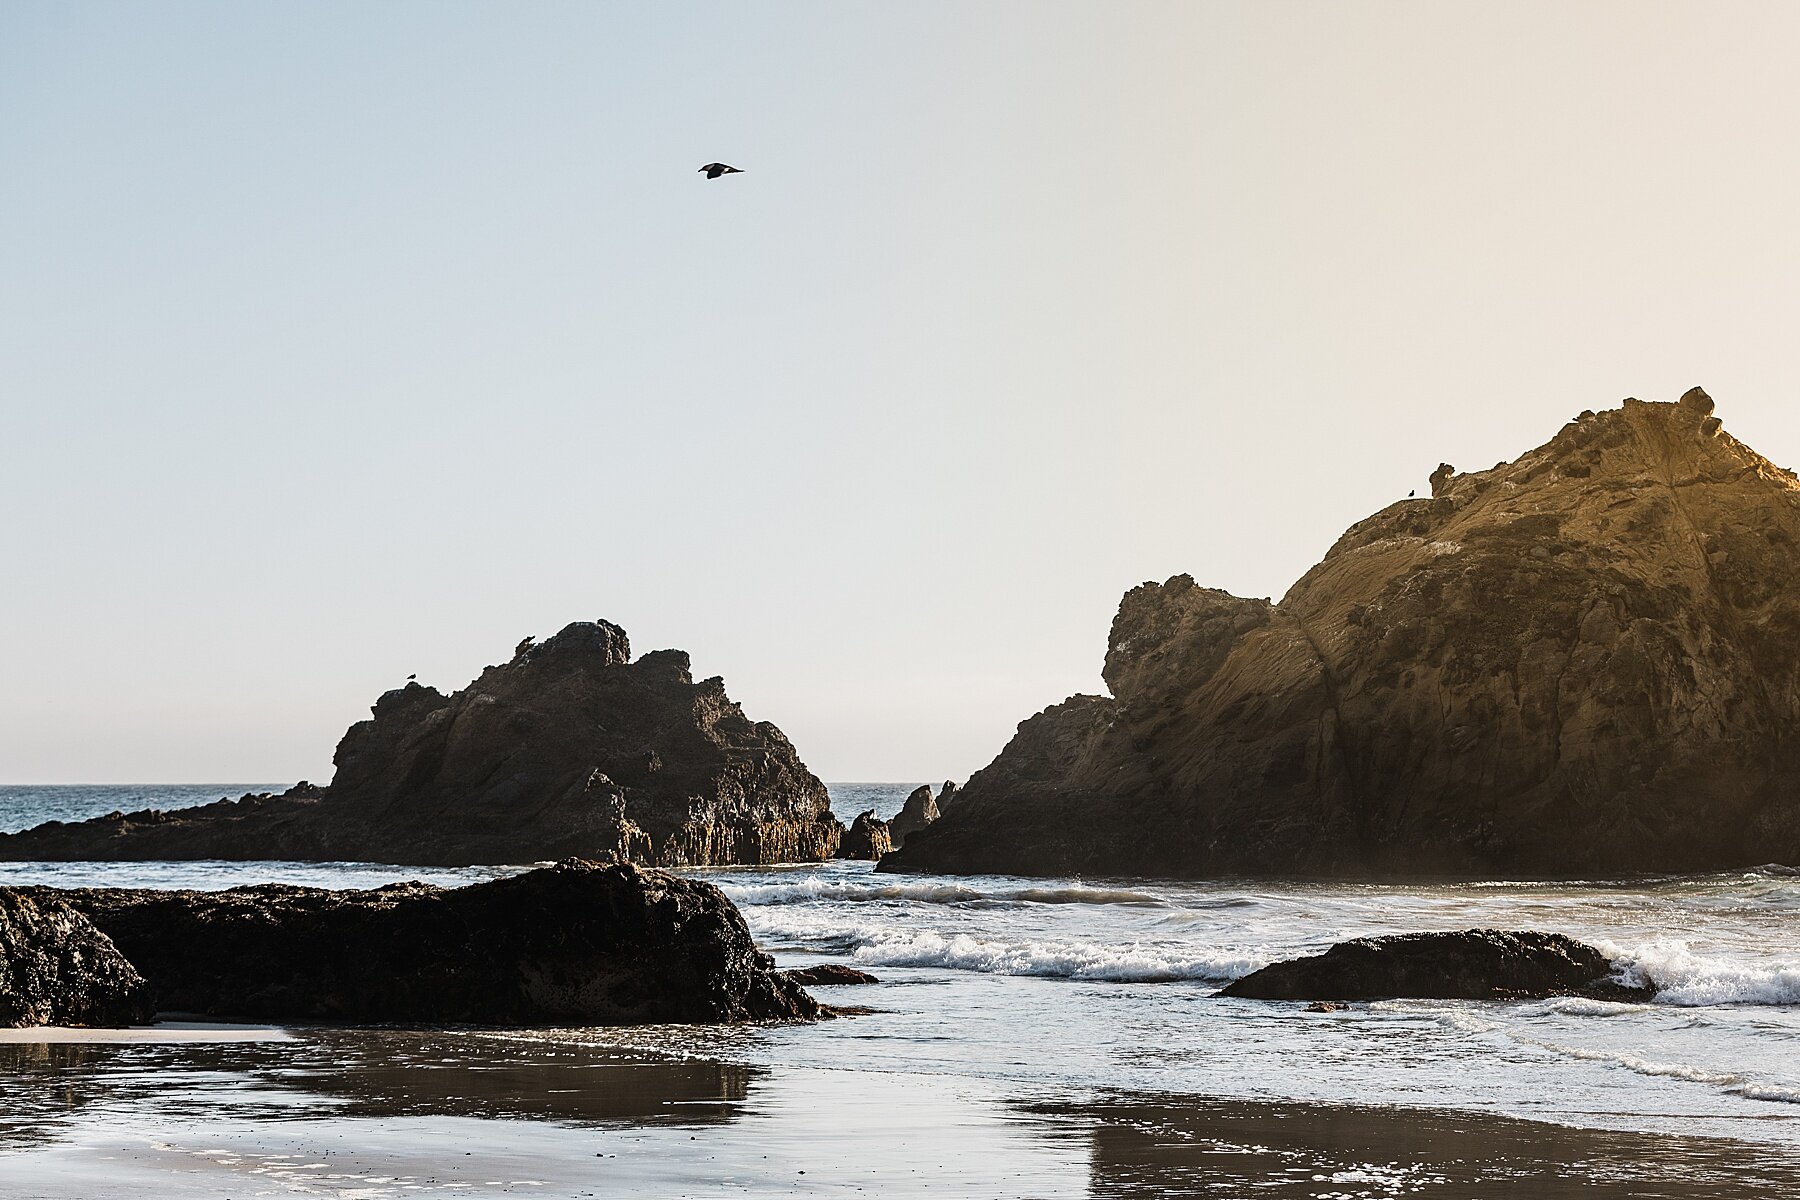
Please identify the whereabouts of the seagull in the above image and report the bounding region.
[699,163,743,180]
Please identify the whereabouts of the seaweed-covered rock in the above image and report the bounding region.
[0,621,843,867]
[27,859,818,1025]
[0,891,152,1027]
[1219,930,1652,1002]
[887,392,1800,878]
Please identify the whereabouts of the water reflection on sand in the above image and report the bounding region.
[3,1026,1800,1198]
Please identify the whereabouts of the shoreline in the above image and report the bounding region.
[1,1026,1798,1198]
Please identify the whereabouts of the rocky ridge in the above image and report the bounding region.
[0,621,843,867]
[885,390,1800,878]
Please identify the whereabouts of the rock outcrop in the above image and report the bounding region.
[1219,930,1651,1002]
[0,892,152,1027]
[886,785,941,847]
[0,621,843,867]
[24,860,821,1025]
[780,964,880,987]
[885,391,1800,878]
[837,810,894,860]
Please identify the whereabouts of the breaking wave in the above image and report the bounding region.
[845,929,1260,983]
[721,879,987,906]
[719,878,1167,908]
[1600,938,1800,1007]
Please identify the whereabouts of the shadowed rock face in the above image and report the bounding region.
[886,392,1800,878]
[886,784,941,847]
[25,860,821,1025]
[0,892,152,1027]
[1219,930,1651,1002]
[0,621,843,867]
[837,810,893,860]
[780,965,880,987]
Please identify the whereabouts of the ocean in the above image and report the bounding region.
[0,782,1796,1197]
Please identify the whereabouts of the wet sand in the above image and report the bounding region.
[2,1025,1798,1198]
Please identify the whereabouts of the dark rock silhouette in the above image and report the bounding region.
[0,621,842,868]
[0,892,152,1027]
[25,860,820,1025]
[780,965,880,987]
[837,810,893,860]
[886,784,941,847]
[1219,930,1652,1002]
[885,392,1800,878]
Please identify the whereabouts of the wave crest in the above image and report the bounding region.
[719,878,1168,908]
[846,929,1259,983]
[1599,938,1800,1007]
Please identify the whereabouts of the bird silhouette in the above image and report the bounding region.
[406,674,417,682]
[699,163,743,180]
[1408,490,1416,498]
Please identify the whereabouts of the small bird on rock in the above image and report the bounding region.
[698,162,743,179]
[406,674,417,682]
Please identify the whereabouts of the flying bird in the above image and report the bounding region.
[699,163,743,179]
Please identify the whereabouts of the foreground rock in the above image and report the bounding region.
[24,860,820,1025]
[886,391,1800,877]
[0,892,152,1027]
[0,621,843,867]
[1220,930,1651,1002]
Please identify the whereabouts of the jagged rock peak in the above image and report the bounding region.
[513,619,631,668]
[0,620,841,868]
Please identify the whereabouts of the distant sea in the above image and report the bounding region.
[0,781,922,835]
[0,781,1796,1195]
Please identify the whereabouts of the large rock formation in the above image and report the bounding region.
[886,391,1800,878]
[1219,930,1651,1002]
[0,621,842,867]
[0,892,152,1027]
[21,860,821,1025]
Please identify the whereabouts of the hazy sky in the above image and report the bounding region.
[5,1,1800,783]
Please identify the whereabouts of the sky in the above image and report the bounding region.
[4,1,1800,784]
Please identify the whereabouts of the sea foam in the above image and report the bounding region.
[1600,938,1800,1007]
[1520,1037,1800,1105]
[719,878,1167,908]
[845,928,1261,983]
